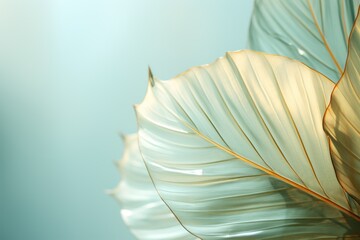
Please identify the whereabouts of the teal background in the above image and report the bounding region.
[0,0,252,239]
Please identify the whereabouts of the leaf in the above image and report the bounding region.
[323,9,360,207]
[110,134,198,240]
[248,0,360,82]
[136,51,360,239]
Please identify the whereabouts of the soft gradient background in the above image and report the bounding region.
[0,1,253,239]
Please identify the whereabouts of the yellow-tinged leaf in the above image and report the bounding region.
[324,8,360,208]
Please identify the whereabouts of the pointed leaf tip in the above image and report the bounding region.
[133,104,139,111]
[118,132,126,141]
[148,66,155,87]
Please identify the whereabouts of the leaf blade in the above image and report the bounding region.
[110,134,198,240]
[324,8,360,207]
[248,0,360,82]
[136,50,360,238]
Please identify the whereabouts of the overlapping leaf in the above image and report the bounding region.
[110,134,197,240]
[249,0,360,82]
[136,50,360,239]
[114,1,360,239]
[324,9,360,207]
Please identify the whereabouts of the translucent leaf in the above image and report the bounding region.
[249,0,360,82]
[324,9,360,206]
[136,50,360,239]
[110,134,197,240]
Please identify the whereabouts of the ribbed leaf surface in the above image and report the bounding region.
[249,0,360,82]
[111,134,197,240]
[136,50,360,239]
[324,9,360,206]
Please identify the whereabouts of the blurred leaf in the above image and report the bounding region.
[110,134,198,240]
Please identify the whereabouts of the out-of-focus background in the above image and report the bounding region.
[0,1,253,239]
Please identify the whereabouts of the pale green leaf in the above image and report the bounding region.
[249,0,360,82]
[324,9,360,206]
[110,134,197,240]
[136,50,360,239]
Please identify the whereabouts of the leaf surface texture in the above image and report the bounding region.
[136,50,360,239]
[324,9,360,207]
[249,0,360,82]
[111,134,197,240]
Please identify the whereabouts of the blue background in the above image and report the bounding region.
[0,0,253,239]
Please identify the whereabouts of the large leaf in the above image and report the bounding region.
[249,0,360,82]
[110,134,197,240]
[323,9,360,205]
[136,50,360,239]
